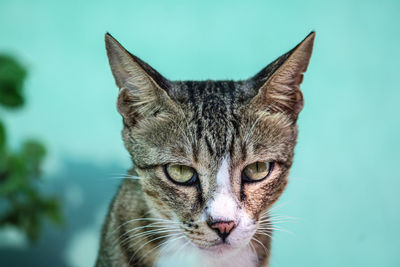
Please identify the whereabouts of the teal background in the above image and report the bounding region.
[1,0,399,266]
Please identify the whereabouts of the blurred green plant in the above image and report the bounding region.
[0,55,63,242]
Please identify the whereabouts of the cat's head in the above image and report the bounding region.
[105,32,314,256]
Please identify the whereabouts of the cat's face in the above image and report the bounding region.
[105,32,314,255]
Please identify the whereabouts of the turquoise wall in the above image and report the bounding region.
[1,0,399,266]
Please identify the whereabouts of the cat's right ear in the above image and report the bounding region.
[105,33,173,126]
[247,32,315,120]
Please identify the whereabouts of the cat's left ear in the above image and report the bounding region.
[248,32,315,118]
[105,33,175,126]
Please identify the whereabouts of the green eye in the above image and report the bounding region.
[242,162,274,182]
[165,164,196,184]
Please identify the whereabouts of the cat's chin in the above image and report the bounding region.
[197,242,240,257]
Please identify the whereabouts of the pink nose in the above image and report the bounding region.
[209,221,236,239]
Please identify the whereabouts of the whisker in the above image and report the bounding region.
[266,202,290,213]
[258,221,295,229]
[174,238,191,259]
[255,230,272,239]
[100,174,146,182]
[110,217,179,236]
[251,236,268,255]
[260,212,299,223]
[128,232,183,264]
[269,215,299,221]
[141,234,185,262]
[259,219,298,225]
[260,227,294,235]
[119,226,179,247]
[257,209,298,239]
[118,221,177,238]
[249,241,257,255]
[116,220,180,243]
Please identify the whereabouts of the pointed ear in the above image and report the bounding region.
[105,33,173,126]
[248,32,315,118]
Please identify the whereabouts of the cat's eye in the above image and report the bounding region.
[242,162,274,182]
[164,164,197,185]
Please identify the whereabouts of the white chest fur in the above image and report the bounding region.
[155,239,258,267]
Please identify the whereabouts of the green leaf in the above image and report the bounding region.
[0,54,63,243]
[0,155,26,195]
[0,81,24,107]
[0,55,27,108]
[0,120,5,149]
[20,140,45,178]
[43,198,64,226]
[21,140,46,162]
[0,121,6,171]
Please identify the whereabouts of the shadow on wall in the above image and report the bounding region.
[0,158,124,267]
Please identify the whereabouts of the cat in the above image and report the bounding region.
[95,31,315,267]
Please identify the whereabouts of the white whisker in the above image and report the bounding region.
[110,217,179,236]
[141,234,185,262]
[255,230,272,239]
[129,232,183,264]
[251,236,268,255]
[119,226,180,247]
